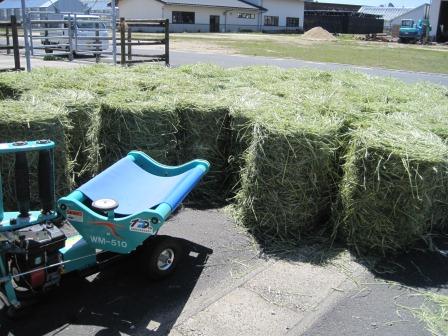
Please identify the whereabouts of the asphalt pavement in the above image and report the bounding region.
[1,50,447,86]
[169,51,448,86]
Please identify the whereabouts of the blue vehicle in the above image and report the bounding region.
[399,19,431,43]
[0,140,209,317]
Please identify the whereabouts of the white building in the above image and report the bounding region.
[429,0,448,42]
[118,0,304,32]
[389,4,430,29]
[0,0,87,21]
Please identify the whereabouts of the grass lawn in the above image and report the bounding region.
[138,33,448,74]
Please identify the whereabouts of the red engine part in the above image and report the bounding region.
[29,269,46,288]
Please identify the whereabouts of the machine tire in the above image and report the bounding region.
[139,236,183,280]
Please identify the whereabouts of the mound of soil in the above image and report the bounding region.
[303,27,336,41]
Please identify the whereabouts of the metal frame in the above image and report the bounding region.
[16,2,169,70]
[0,15,23,72]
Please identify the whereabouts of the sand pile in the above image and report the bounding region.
[303,27,336,41]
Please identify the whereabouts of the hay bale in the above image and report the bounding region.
[176,95,232,206]
[24,89,101,186]
[233,100,343,241]
[337,117,448,255]
[0,98,71,210]
[96,92,179,171]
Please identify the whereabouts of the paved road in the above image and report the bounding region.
[168,51,448,86]
[1,50,447,86]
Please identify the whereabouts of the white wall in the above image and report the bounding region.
[429,0,441,37]
[118,0,305,32]
[261,0,304,29]
[119,0,163,20]
[390,4,429,27]
[164,5,261,32]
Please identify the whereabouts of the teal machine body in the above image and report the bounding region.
[0,140,209,312]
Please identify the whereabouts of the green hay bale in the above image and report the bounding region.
[96,92,179,171]
[337,117,448,255]
[234,101,343,241]
[176,94,233,206]
[23,89,101,185]
[0,99,71,210]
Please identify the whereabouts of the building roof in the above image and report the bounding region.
[82,0,110,11]
[158,0,265,10]
[305,2,360,12]
[0,0,57,9]
[358,6,413,21]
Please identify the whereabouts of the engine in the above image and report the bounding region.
[7,223,66,292]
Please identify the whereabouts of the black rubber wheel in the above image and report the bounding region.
[139,236,183,280]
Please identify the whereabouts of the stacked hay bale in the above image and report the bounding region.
[337,116,448,255]
[0,64,446,257]
[176,95,233,206]
[232,91,344,241]
[96,91,180,172]
[28,89,101,186]
[0,98,71,210]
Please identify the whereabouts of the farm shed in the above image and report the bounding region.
[0,0,86,21]
[304,2,383,34]
[118,0,305,33]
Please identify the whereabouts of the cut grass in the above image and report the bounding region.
[0,64,447,255]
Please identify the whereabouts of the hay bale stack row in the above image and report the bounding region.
[0,65,447,256]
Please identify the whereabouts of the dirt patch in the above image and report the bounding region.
[171,40,238,54]
[303,27,336,41]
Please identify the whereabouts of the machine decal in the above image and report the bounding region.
[67,209,83,222]
[90,236,128,248]
[130,218,154,234]
[90,221,122,239]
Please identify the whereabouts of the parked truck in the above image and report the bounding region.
[42,15,109,56]
[398,19,431,44]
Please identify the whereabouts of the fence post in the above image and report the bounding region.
[120,17,126,66]
[95,22,100,63]
[127,25,132,61]
[164,19,169,66]
[5,24,10,55]
[111,0,117,65]
[20,0,31,71]
[67,14,73,61]
[10,15,21,71]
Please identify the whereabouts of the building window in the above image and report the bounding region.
[264,16,279,26]
[238,12,255,19]
[172,11,195,24]
[286,17,300,27]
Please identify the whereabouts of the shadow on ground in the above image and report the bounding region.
[0,238,212,336]
[371,235,448,288]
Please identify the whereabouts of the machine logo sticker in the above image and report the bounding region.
[129,218,154,234]
[90,221,123,239]
[67,209,83,222]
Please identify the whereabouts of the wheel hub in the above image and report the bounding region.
[157,248,175,271]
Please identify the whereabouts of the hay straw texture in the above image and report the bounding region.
[337,117,448,254]
[0,64,447,255]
